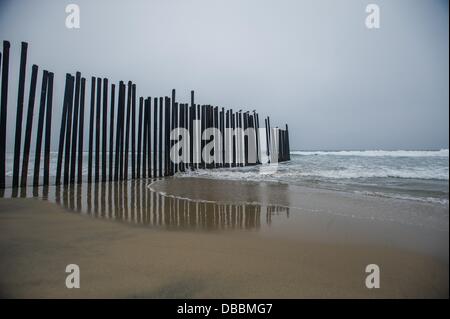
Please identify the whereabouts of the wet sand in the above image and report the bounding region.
[0,178,448,298]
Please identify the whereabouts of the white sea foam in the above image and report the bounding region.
[353,191,449,206]
[177,149,449,206]
[293,167,449,180]
[179,165,449,181]
[291,149,449,157]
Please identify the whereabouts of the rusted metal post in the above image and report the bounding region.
[142,97,148,178]
[95,77,101,183]
[164,97,170,176]
[88,77,96,183]
[63,75,75,185]
[102,78,108,182]
[33,70,48,186]
[43,72,54,186]
[21,65,39,187]
[12,42,28,188]
[159,97,163,177]
[0,41,10,189]
[77,77,86,184]
[131,84,136,179]
[124,81,132,180]
[137,97,143,178]
[109,84,115,181]
[153,97,158,177]
[70,72,81,184]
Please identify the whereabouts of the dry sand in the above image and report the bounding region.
[0,179,448,298]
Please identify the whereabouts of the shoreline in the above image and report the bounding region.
[0,177,448,298]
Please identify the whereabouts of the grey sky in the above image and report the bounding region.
[0,0,448,151]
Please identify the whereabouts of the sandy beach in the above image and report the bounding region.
[0,178,448,298]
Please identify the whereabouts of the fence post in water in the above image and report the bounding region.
[12,42,28,189]
[278,128,282,162]
[195,104,200,170]
[264,117,269,161]
[221,108,225,168]
[109,84,115,181]
[240,111,245,167]
[153,97,158,177]
[200,105,205,168]
[189,91,194,170]
[267,116,272,162]
[247,113,253,165]
[77,77,86,184]
[102,78,108,182]
[171,100,176,174]
[179,103,184,172]
[33,70,48,186]
[236,111,240,167]
[194,104,199,170]
[230,109,235,167]
[21,65,39,187]
[225,110,229,168]
[212,106,217,168]
[185,103,189,170]
[43,72,54,186]
[206,105,210,168]
[235,111,239,167]
[159,97,163,177]
[131,84,136,180]
[114,82,123,181]
[205,105,209,168]
[185,103,188,171]
[63,75,74,185]
[173,102,178,173]
[88,77,96,183]
[254,112,260,164]
[212,106,216,168]
[217,106,221,167]
[0,52,2,186]
[164,97,170,176]
[171,89,175,175]
[137,97,143,178]
[0,41,10,189]
[95,77,101,183]
[216,107,220,168]
[285,124,290,161]
[55,73,69,186]
[142,98,148,179]
[147,98,152,178]
[118,82,125,181]
[70,72,81,184]
[180,103,185,172]
[243,111,248,166]
[124,81,132,180]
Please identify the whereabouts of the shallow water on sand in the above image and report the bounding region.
[1,177,448,262]
[178,150,450,206]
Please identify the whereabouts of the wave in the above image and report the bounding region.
[179,166,449,181]
[293,168,449,180]
[291,149,449,157]
[353,191,449,206]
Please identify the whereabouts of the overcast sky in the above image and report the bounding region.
[0,0,448,151]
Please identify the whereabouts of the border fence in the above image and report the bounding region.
[0,41,290,192]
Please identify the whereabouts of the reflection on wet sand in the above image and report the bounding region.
[4,180,289,231]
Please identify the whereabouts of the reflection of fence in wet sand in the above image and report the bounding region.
[0,41,291,195]
[266,205,290,225]
[43,180,288,231]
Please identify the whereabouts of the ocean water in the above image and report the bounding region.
[4,150,449,206]
[178,149,449,206]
